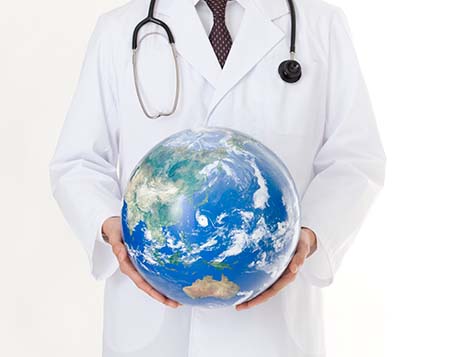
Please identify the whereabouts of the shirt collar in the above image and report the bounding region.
[193,0,238,6]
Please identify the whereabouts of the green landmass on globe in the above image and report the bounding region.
[121,127,300,307]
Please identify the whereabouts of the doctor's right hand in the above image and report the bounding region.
[101,216,182,309]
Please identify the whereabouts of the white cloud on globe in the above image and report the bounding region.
[234,290,255,305]
[250,160,269,210]
[190,237,218,254]
[195,209,209,227]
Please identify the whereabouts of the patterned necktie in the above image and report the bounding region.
[204,0,233,68]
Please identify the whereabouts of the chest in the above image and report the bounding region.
[114,12,328,194]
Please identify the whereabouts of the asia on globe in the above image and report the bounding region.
[121,127,300,308]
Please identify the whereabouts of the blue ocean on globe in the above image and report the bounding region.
[121,127,301,308]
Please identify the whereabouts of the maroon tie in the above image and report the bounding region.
[205,0,233,68]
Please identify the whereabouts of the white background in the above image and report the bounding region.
[1,0,449,356]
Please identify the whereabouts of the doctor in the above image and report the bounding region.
[49,0,386,356]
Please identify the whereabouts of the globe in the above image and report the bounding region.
[121,127,301,308]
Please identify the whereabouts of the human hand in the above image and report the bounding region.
[235,227,317,311]
[102,216,182,308]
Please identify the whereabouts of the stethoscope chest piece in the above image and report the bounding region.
[133,0,302,118]
[278,59,302,83]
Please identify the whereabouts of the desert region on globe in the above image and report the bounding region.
[122,127,300,308]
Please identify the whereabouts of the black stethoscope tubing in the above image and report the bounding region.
[132,0,302,83]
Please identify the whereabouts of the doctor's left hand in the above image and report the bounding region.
[235,227,317,311]
[102,216,182,309]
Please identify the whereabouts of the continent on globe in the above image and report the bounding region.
[183,274,240,300]
[121,126,301,308]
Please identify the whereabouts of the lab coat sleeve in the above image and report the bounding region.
[48,14,121,281]
[299,8,386,287]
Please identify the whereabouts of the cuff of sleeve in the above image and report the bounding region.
[88,210,121,281]
[299,223,335,288]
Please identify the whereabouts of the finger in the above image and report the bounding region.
[236,288,272,310]
[236,269,297,311]
[107,228,123,245]
[236,287,277,311]
[269,269,297,293]
[289,240,310,273]
[120,258,181,308]
[297,239,311,262]
[113,243,181,308]
[112,242,128,263]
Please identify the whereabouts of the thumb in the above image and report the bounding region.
[102,217,123,244]
[107,228,123,245]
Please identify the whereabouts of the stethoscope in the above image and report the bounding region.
[132,0,302,119]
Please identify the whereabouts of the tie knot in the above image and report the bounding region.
[205,0,228,19]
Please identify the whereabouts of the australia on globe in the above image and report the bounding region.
[121,127,301,308]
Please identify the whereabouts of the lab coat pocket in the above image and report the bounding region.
[254,55,305,136]
[256,44,325,138]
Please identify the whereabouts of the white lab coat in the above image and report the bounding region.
[48,0,386,355]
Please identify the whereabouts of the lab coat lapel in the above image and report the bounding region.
[206,0,288,117]
[159,0,289,117]
[162,0,223,88]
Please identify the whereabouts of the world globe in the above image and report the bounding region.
[121,127,301,308]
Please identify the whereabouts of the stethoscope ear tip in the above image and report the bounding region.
[278,59,302,83]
